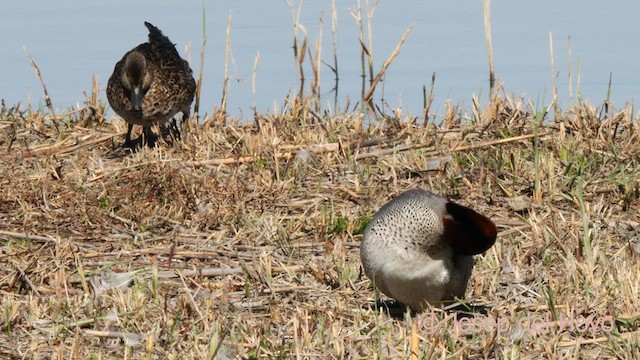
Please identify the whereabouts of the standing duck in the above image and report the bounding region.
[107,22,196,147]
[360,189,497,312]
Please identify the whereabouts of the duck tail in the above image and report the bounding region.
[144,21,172,45]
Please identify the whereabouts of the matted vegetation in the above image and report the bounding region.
[1,87,639,358]
[2,0,640,357]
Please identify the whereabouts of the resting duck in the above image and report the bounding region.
[360,188,497,312]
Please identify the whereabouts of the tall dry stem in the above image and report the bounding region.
[363,25,413,112]
[220,14,232,117]
[349,2,366,99]
[364,0,379,84]
[25,48,59,133]
[310,11,324,111]
[252,52,261,109]
[422,72,436,127]
[549,32,559,117]
[287,0,307,96]
[483,0,495,98]
[330,0,339,83]
[193,3,207,126]
[568,34,573,103]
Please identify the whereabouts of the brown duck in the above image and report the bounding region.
[360,189,497,312]
[107,22,196,147]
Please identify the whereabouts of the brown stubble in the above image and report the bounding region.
[2,90,639,358]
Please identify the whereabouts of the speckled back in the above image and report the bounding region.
[363,189,448,254]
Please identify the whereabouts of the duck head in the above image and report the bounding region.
[122,51,151,111]
[442,201,498,255]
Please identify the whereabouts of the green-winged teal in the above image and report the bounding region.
[360,189,497,312]
[107,22,196,147]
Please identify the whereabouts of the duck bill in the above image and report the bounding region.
[130,86,143,111]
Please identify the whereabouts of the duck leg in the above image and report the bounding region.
[170,117,181,140]
[123,123,135,148]
[142,126,157,147]
[159,118,181,145]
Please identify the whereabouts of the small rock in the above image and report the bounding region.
[295,149,316,163]
[507,195,531,212]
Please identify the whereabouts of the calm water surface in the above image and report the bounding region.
[2,1,639,119]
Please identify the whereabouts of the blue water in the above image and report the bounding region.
[2,1,639,119]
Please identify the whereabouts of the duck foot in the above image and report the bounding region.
[160,118,181,145]
[139,126,159,147]
[363,299,409,319]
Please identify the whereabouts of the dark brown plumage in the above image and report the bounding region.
[107,22,196,147]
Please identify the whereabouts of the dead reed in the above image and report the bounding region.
[193,5,208,125]
[483,0,495,97]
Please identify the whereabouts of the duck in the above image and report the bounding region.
[107,21,196,147]
[360,188,497,312]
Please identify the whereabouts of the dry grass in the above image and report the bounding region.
[1,87,639,359]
